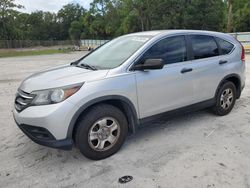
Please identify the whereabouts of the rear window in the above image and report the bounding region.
[190,35,219,60]
[216,38,234,55]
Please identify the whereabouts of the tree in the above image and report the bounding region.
[227,0,233,32]
[183,0,225,31]
[0,0,250,43]
[120,0,152,31]
[0,0,23,19]
[13,12,30,40]
[0,0,23,40]
[233,1,250,32]
[57,3,86,39]
[88,0,122,38]
[69,20,83,45]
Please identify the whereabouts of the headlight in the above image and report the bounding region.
[31,83,83,105]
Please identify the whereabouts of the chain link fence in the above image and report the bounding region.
[230,32,250,51]
[0,40,74,49]
[0,32,249,50]
[0,39,110,49]
[81,39,110,47]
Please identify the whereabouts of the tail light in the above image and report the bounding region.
[241,44,245,62]
[235,36,245,63]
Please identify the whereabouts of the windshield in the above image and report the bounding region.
[78,35,153,69]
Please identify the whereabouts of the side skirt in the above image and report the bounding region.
[138,98,216,126]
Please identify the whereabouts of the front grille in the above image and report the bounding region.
[15,89,35,112]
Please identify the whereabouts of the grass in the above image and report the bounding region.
[0,48,72,58]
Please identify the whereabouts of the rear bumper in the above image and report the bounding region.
[15,120,73,150]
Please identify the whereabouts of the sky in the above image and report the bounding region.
[15,0,93,13]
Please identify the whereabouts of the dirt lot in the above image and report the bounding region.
[0,52,249,188]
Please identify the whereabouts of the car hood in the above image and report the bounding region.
[20,64,109,93]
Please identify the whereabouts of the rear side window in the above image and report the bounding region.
[216,38,234,55]
[190,35,219,60]
[143,36,187,64]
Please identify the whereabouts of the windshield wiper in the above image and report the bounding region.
[76,63,98,70]
[70,60,79,66]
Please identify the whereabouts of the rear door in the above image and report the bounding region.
[187,34,227,103]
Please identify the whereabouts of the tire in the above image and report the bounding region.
[75,104,128,160]
[212,81,237,116]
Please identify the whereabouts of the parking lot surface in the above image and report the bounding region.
[0,52,250,188]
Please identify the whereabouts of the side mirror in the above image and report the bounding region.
[132,59,164,71]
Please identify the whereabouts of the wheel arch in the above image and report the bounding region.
[215,74,242,99]
[67,95,139,140]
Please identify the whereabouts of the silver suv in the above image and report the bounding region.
[13,30,246,160]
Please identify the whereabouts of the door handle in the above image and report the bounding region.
[219,60,228,65]
[181,68,193,74]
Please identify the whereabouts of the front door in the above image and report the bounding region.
[134,35,195,118]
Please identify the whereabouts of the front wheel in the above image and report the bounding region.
[212,81,236,116]
[75,104,128,160]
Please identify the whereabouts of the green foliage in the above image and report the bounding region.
[69,21,82,40]
[58,3,86,39]
[0,0,250,42]
[0,0,23,39]
[232,0,250,32]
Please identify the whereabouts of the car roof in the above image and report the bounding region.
[129,30,226,36]
[127,30,235,43]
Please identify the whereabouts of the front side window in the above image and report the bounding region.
[190,35,219,59]
[216,37,234,55]
[78,35,152,69]
[142,36,187,65]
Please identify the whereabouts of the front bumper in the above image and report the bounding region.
[13,100,76,140]
[14,120,73,150]
[13,100,78,150]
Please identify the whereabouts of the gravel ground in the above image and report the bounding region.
[0,52,249,188]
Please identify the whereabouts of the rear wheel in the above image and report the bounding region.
[213,81,236,116]
[75,104,128,160]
